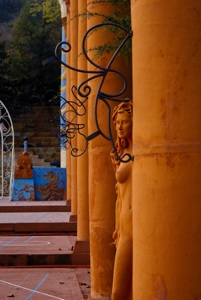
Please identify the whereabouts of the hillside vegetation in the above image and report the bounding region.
[0,0,61,117]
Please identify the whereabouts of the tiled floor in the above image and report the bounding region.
[0,198,67,207]
[0,198,91,299]
[0,212,70,223]
[0,235,76,254]
[0,267,91,300]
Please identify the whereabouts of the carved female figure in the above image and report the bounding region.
[111,100,133,300]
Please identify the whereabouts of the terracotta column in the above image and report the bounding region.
[72,0,90,265]
[87,3,115,298]
[87,2,132,298]
[65,1,71,204]
[69,0,78,220]
[77,0,89,241]
[131,1,201,299]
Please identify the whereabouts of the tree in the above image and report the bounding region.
[82,0,131,57]
[2,0,61,113]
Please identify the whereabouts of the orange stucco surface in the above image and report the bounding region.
[59,0,201,299]
[132,1,201,299]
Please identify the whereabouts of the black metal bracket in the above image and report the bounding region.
[54,22,133,163]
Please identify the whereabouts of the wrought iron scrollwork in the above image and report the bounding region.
[54,22,133,162]
[0,101,15,197]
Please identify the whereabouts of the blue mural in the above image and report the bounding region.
[11,167,66,201]
[33,167,66,201]
[12,179,35,201]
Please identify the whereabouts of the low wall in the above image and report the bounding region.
[11,167,66,201]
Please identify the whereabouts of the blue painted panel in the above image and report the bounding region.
[33,167,66,201]
[11,178,35,201]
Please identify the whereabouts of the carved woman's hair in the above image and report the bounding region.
[111,100,133,170]
[112,100,133,125]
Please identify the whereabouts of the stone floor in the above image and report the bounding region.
[0,267,91,300]
[0,198,91,300]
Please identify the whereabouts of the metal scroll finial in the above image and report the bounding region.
[54,22,133,163]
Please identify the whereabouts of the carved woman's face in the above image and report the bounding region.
[115,112,132,139]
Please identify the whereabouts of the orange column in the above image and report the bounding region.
[86,1,132,298]
[65,2,71,204]
[72,0,90,265]
[69,0,78,220]
[132,1,201,299]
[87,2,116,298]
[77,0,89,241]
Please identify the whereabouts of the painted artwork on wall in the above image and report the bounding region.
[11,179,35,201]
[33,167,66,201]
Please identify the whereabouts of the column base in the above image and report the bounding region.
[72,240,90,265]
[69,214,77,222]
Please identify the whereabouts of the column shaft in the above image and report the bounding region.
[87,1,132,298]
[66,4,71,202]
[69,0,78,218]
[77,0,89,241]
[131,1,201,299]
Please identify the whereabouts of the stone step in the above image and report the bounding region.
[15,141,59,147]
[15,147,61,155]
[15,136,59,143]
[0,212,76,233]
[15,138,60,148]
[0,234,75,266]
[14,124,57,131]
[0,221,76,234]
[14,119,56,125]
[13,156,50,167]
[12,105,61,166]
[31,158,51,167]
[0,235,90,266]
[12,105,59,117]
[0,252,73,266]
[14,118,58,126]
[13,125,58,134]
[15,131,58,138]
[15,109,58,116]
[13,129,57,135]
[14,149,60,166]
[0,199,70,213]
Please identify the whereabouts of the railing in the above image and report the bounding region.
[0,101,15,198]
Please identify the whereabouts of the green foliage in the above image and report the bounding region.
[30,0,61,23]
[1,0,61,112]
[5,0,60,78]
[86,0,130,28]
[0,0,131,114]
[79,0,131,58]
